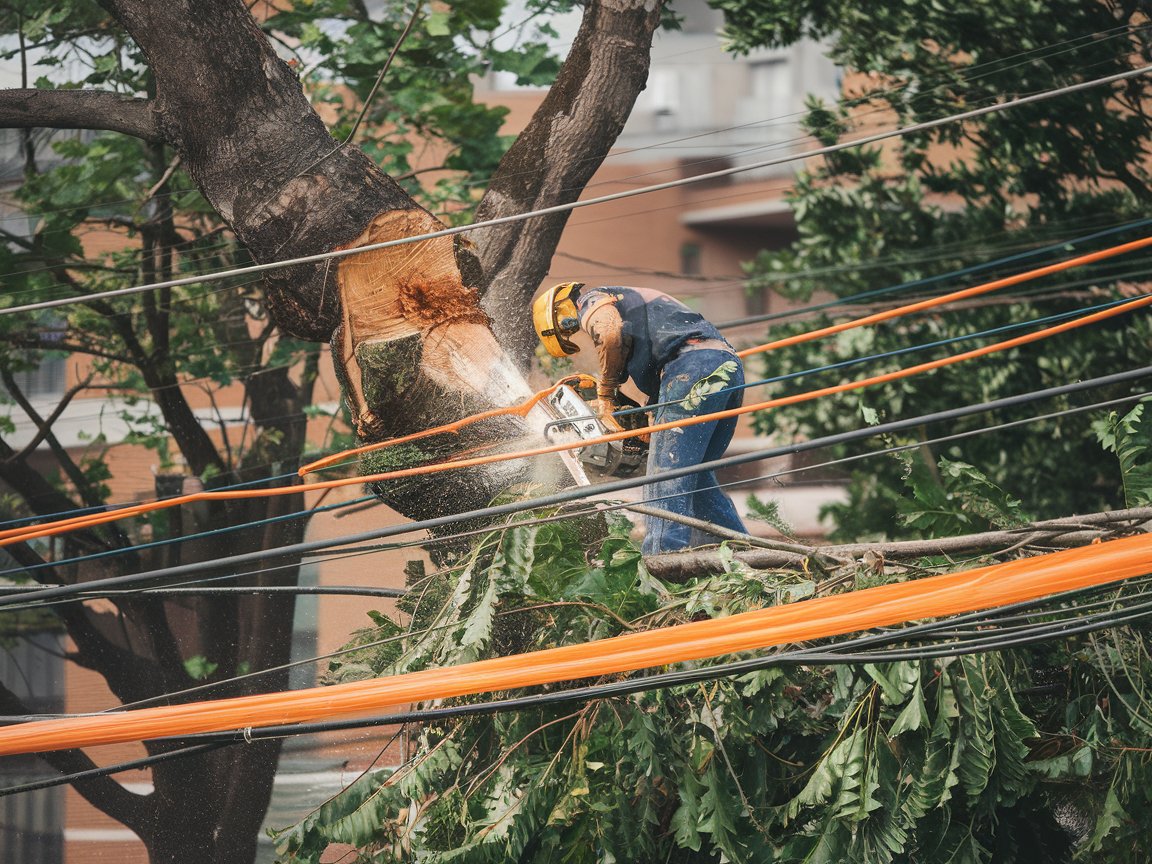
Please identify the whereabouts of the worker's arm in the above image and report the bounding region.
[582,302,629,417]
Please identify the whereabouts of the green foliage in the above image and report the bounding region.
[264,0,569,216]
[739,0,1152,540]
[183,655,220,681]
[275,495,1152,863]
[898,454,1029,537]
[1093,399,1152,508]
[745,492,796,537]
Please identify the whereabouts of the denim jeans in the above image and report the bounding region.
[641,348,749,555]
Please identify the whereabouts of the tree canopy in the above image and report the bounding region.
[736,0,1152,539]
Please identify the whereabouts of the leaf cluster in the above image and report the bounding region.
[263,0,570,218]
[738,0,1152,539]
[277,494,1152,863]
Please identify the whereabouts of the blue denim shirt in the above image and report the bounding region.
[573,285,729,400]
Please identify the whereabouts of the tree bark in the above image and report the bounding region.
[0,0,673,860]
[0,88,158,140]
[642,508,1152,582]
[472,0,665,367]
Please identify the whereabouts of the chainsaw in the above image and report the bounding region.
[540,374,649,480]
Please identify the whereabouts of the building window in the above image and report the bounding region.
[5,356,66,400]
[745,284,769,317]
[680,242,701,276]
[748,58,793,118]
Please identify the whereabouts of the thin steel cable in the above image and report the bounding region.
[2,363,1148,610]
[608,290,1152,423]
[5,573,1144,795]
[12,236,1141,543]
[3,382,1146,619]
[9,442,1149,722]
[2,64,1146,318]
[715,216,1152,330]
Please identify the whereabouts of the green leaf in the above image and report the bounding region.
[865,661,920,704]
[426,10,452,37]
[184,655,218,680]
[1082,785,1130,852]
[889,679,928,737]
[1094,399,1152,506]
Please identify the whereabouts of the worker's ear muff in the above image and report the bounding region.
[533,282,585,358]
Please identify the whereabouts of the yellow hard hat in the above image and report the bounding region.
[533,281,583,357]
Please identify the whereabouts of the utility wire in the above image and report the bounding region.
[715,216,1152,330]
[3,284,1141,550]
[0,494,374,580]
[2,363,1148,610]
[612,290,1152,423]
[300,231,1152,477]
[6,387,1146,714]
[7,571,1147,796]
[0,584,406,599]
[6,281,1142,585]
[0,743,228,797]
[164,581,1152,745]
[3,379,1139,616]
[9,215,1142,541]
[2,254,1142,555]
[2,64,1147,318]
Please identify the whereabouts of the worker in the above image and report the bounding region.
[533,282,749,554]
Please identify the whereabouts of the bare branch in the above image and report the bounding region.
[643,508,1152,582]
[473,0,666,364]
[5,374,93,464]
[0,88,161,142]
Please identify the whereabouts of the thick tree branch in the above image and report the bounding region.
[0,682,154,834]
[643,508,1152,581]
[0,88,161,142]
[473,0,666,365]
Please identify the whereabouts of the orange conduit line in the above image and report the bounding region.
[0,390,569,544]
[298,384,561,474]
[733,234,1152,359]
[2,532,1150,756]
[8,235,1144,547]
[304,234,1152,473]
[4,292,1150,549]
[0,386,559,547]
[310,291,1152,486]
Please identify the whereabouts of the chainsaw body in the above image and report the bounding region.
[543,378,648,479]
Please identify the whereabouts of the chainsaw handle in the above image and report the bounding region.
[555,373,600,392]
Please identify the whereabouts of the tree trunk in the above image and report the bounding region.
[96,0,667,514]
[0,0,671,859]
[98,0,541,516]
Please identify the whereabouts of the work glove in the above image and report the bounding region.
[596,387,621,430]
[597,398,618,422]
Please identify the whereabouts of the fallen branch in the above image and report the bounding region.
[642,507,1152,582]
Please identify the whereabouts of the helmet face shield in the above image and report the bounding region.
[533,282,584,357]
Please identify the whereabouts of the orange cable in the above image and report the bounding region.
[3,291,1150,549]
[733,234,1152,358]
[2,531,1149,755]
[301,234,1152,473]
[298,384,562,474]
